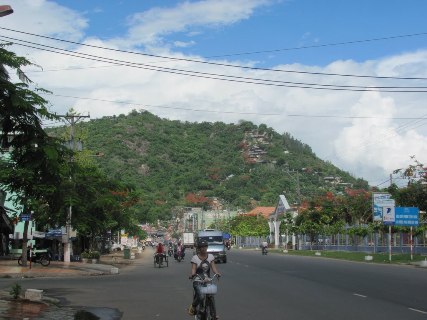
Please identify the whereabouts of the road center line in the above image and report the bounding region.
[409,308,427,315]
[353,293,367,298]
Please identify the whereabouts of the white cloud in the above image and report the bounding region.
[124,0,273,46]
[2,0,427,188]
[3,0,88,42]
[174,40,196,48]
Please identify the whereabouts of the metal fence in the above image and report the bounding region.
[234,232,427,255]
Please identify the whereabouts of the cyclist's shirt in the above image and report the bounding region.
[156,244,165,254]
[191,254,215,278]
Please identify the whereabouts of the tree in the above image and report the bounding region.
[0,44,68,266]
[229,214,269,237]
[390,157,427,222]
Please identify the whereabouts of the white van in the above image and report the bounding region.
[197,229,227,263]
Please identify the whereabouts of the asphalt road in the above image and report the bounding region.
[0,248,426,320]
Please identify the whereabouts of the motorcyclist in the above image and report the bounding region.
[261,240,268,254]
[175,240,185,260]
[155,242,166,264]
[188,239,220,318]
[167,242,174,256]
[224,239,231,250]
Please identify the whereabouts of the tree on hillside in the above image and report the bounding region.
[0,44,68,266]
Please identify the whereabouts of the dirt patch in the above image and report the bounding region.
[0,298,49,318]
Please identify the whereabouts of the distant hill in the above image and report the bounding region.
[47,110,369,222]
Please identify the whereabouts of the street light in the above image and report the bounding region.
[0,5,13,17]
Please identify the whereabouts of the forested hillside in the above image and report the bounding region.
[48,110,369,222]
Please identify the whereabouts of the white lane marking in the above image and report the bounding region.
[409,308,427,315]
[353,293,367,298]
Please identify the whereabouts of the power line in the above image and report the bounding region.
[287,114,427,120]
[2,35,427,93]
[2,27,427,81]
[206,32,427,58]
[42,93,282,116]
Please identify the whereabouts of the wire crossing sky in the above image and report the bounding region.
[2,0,427,187]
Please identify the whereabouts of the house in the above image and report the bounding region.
[244,207,276,219]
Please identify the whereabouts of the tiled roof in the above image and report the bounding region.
[244,207,276,219]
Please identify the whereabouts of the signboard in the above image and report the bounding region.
[20,213,31,221]
[46,228,63,237]
[382,206,395,224]
[372,193,394,222]
[394,207,419,226]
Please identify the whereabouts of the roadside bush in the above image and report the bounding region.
[9,283,22,299]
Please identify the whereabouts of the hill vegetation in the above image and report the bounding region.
[48,109,369,223]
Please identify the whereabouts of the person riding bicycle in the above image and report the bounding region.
[155,242,166,264]
[188,239,221,318]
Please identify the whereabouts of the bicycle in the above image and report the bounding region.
[190,273,220,320]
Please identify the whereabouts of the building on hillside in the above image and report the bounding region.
[244,207,276,220]
[181,207,239,232]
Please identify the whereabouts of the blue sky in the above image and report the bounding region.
[2,0,427,187]
[51,0,427,66]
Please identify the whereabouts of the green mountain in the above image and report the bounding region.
[48,110,369,222]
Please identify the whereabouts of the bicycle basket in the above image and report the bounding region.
[199,284,217,294]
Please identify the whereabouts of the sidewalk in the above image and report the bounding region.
[0,251,143,319]
[0,251,137,278]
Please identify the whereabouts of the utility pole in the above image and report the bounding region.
[58,112,90,263]
[296,170,301,205]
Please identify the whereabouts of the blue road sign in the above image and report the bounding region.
[20,214,31,221]
[384,207,419,226]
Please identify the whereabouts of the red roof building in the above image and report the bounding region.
[244,207,276,219]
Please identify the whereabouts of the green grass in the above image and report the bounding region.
[271,249,427,264]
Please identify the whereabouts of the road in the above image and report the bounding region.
[1,248,426,320]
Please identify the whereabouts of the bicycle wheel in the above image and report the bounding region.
[205,296,216,320]
[18,257,23,266]
[40,255,50,266]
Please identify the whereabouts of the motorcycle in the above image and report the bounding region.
[174,247,185,262]
[261,246,268,255]
[225,242,231,250]
[168,247,173,257]
[18,248,51,267]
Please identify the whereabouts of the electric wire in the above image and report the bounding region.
[2,29,426,186]
[1,27,427,81]
[2,35,427,93]
[41,93,282,116]
[206,32,427,59]
[287,114,427,120]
